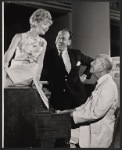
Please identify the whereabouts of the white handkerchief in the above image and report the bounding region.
[76,61,81,66]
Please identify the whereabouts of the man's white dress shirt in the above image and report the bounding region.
[59,50,71,74]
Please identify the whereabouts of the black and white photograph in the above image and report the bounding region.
[2,0,120,148]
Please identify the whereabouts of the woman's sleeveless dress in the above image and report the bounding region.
[6,32,45,85]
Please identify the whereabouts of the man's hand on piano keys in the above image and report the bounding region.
[56,109,75,117]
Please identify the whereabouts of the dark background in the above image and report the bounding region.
[4,2,71,53]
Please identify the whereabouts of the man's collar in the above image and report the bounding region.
[97,73,111,85]
[58,49,68,55]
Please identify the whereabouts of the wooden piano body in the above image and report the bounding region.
[4,86,71,148]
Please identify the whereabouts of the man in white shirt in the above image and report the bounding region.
[59,54,118,148]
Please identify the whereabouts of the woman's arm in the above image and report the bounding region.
[4,34,22,69]
[36,39,47,80]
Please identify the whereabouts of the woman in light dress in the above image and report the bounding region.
[4,8,53,87]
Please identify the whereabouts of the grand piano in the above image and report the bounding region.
[4,85,71,148]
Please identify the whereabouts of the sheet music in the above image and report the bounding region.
[33,78,49,109]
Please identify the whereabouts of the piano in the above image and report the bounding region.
[4,86,71,148]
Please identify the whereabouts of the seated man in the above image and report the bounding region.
[58,54,118,148]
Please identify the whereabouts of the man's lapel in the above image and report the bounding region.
[68,49,76,72]
[54,48,61,65]
[54,48,67,72]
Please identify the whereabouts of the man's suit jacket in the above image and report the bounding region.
[42,48,93,110]
[72,74,118,148]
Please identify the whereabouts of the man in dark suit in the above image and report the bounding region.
[42,29,94,110]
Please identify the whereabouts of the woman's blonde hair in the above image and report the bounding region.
[29,8,53,28]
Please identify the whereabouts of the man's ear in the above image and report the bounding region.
[100,63,106,72]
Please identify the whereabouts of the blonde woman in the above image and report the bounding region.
[4,8,53,87]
